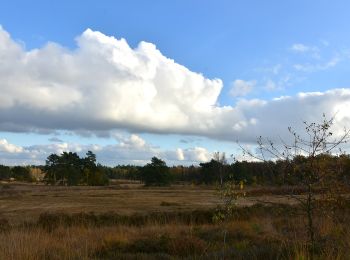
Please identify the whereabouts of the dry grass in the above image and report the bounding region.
[0,183,220,224]
[0,183,349,259]
[0,183,303,224]
[0,213,349,259]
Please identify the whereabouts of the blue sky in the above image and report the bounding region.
[0,1,350,165]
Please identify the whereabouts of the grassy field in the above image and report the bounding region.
[0,182,303,224]
[0,182,219,223]
[0,182,349,259]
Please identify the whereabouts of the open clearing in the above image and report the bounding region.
[0,182,300,224]
[0,182,349,259]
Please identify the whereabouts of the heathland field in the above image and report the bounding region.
[0,182,219,223]
[0,181,300,224]
[0,182,349,259]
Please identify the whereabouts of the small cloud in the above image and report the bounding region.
[291,43,320,59]
[291,43,309,52]
[193,147,210,162]
[176,148,185,160]
[291,43,318,53]
[48,137,63,143]
[180,147,210,162]
[271,64,282,75]
[230,79,256,97]
[119,134,146,148]
[0,139,23,153]
[264,79,278,91]
[320,40,329,47]
[263,76,290,92]
[129,134,146,148]
[254,64,282,76]
[294,55,341,72]
[324,56,340,68]
[179,137,202,144]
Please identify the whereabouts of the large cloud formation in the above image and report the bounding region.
[0,27,350,142]
[0,27,222,135]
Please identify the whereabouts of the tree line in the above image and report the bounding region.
[1,152,350,187]
[0,165,35,182]
[91,154,350,186]
[44,151,109,186]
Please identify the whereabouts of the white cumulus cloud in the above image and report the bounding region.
[0,27,349,146]
[0,26,223,136]
[0,139,23,153]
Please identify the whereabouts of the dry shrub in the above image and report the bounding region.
[96,234,207,258]
[35,209,215,232]
[160,201,180,206]
[0,218,10,232]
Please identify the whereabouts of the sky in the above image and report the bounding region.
[0,0,350,166]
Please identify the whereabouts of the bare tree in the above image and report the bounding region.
[213,151,227,186]
[240,114,350,256]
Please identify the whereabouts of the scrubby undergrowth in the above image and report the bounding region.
[0,203,349,259]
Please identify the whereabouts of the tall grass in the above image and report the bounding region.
[0,203,349,259]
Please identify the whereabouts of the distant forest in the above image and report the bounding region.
[1,151,350,186]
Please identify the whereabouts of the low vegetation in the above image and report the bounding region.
[0,200,349,259]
